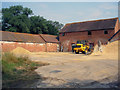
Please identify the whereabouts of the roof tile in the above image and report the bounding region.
[40,34,59,43]
[1,31,45,43]
[60,17,118,33]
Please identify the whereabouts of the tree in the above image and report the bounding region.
[2,5,32,33]
[47,20,63,35]
[2,5,63,35]
[30,16,48,34]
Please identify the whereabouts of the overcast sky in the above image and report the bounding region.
[2,2,118,24]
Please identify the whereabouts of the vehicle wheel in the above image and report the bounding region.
[72,50,74,53]
[82,51,85,54]
[87,48,91,54]
[75,51,79,54]
[84,49,88,55]
[88,48,91,52]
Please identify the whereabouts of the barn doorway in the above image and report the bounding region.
[89,43,94,48]
[71,43,76,52]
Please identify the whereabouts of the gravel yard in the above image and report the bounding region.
[28,52,118,88]
[8,40,119,88]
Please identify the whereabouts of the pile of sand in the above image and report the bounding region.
[91,40,119,57]
[102,40,119,57]
[11,47,31,57]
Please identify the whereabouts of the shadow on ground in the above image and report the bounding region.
[2,71,46,88]
[36,75,119,88]
[2,74,119,88]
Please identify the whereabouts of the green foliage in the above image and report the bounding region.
[2,5,63,35]
[2,52,49,87]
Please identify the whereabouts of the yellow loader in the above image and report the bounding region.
[73,43,93,55]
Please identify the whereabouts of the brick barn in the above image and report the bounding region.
[0,31,59,52]
[59,17,120,52]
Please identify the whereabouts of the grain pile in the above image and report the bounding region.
[11,47,31,57]
[91,40,119,58]
[102,40,119,56]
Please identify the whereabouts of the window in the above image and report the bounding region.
[62,33,65,36]
[104,30,108,34]
[88,31,92,35]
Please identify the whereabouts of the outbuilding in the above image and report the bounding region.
[59,17,120,52]
[0,31,59,52]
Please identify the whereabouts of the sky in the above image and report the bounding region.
[2,2,118,24]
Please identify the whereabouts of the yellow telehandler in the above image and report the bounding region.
[73,40,94,55]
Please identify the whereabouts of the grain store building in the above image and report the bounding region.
[59,17,120,52]
[0,31,59,52]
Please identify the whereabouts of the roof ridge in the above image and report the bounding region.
[0,31,39,36]
[66,17,118,25]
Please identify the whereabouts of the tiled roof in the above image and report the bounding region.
[60,17,118,33]
[1,31,45,43]
[40,34,59,43]
[1,31,59,43]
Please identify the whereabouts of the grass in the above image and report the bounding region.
[2,52,49,88]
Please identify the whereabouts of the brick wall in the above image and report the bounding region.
[114,19,120,33]
[46,43,58,52]
[111,19,120,41]
[59,29,115,51]
[1,41,58,52]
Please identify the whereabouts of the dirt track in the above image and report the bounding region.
[28,52,118,88]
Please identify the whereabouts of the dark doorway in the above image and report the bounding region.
[89,43,94,48]
[71,43,76,52]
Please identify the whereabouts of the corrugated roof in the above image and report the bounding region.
[40,34,59,43]
[1,31,45,43]
[60,17,118,33]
